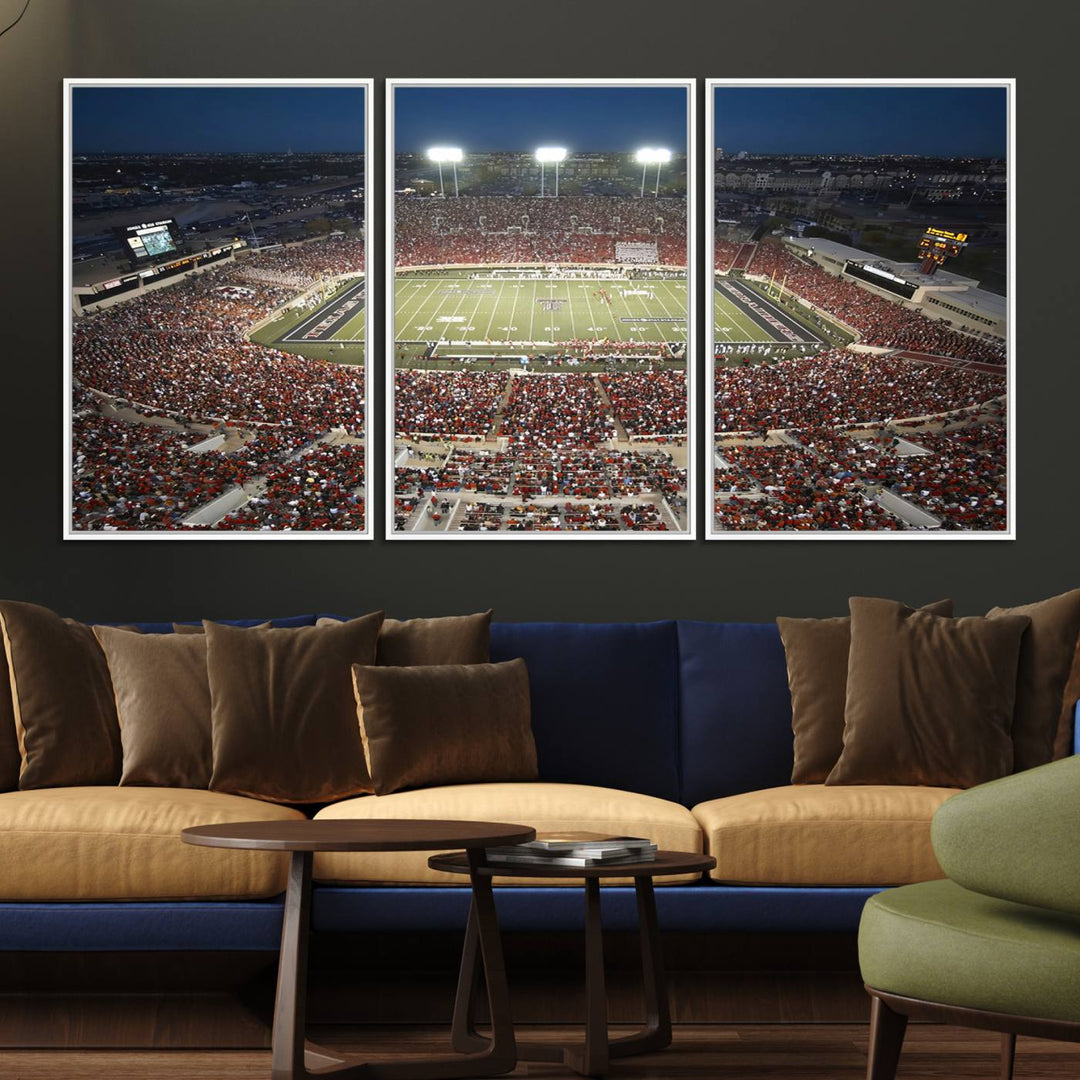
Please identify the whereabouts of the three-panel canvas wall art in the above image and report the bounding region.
[64,78,1012,540]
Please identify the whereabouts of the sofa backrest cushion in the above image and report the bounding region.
[678,621,794,806]
[120,615,318,635]
[490,620,679,802]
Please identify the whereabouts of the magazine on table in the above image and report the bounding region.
[484,832,657,867]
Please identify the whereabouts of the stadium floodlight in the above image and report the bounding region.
[427,147,464,197]
[535,147,568,197]
[635,147,673,197]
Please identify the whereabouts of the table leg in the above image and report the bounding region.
[517,875,672,1076]
[609,875,671,1057]
[449,898,487,1054]
[272,849,515,1080]
[563,877,609,1077]
[272,850,315,1080]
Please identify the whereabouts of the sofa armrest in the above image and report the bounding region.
[931,755,1080,917]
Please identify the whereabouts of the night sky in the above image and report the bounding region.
[394,86,689,153]
[72,86,366,153]
[714,86,1007,157]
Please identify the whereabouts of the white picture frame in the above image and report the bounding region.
[705,78,1015,541]
[63,77,374,540]
[385,78,697,541]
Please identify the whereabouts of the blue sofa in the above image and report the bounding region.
[2,616,1074,954]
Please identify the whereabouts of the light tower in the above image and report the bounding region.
[427,147,463,197]
[535,146,567,197]
[635,148,672,197]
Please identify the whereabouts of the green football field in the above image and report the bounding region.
[394,272,687,353]
[248,277,366,364]
[713,279,825,347]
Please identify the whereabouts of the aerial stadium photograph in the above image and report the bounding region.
[65,80,371,538]
[707,81,1012,539]
[388,80,694,539]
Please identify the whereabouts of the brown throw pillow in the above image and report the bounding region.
[173,621,271,634]
[351,659,536,796]
[317,611,492,666]
[0,647,19,792]
[827,597,1030,789]
[207,613,384,803]
[778,599,954,784]
[0,600,121,788]
[1057,640,1080,760]
[987,589,1080,772]
[93,626,212,788]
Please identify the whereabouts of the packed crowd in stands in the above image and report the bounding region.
[395,196,686,268]
[713,350,1004,434]
[235,238,364,289]
[215,443,365,532]
[747,242,1005,363]
[713,417,1007,532]
[394,370,507,437]
[396,447,684,501]
[498,374,616,448]
[713,238,740,272]
[450,499,671,533]
[70,237,368,531]
[72,413,264,530]
[598,370,686,437]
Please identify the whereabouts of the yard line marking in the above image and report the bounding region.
[565,279,579,340]
[393,276,433,331]
[582,282,601,345]
[505,276,520,342]
[651,280,687,343]
[482,279,506,341]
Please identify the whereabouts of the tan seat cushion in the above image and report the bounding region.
[313,782,703,886]
[0,787,305,900]
[693,785,959,886]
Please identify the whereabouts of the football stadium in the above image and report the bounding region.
[67,83,369,535]
[392,194,690,535]
[70,235,367,532]
[711,235,1008,534]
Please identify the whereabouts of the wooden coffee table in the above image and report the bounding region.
[183,818,535,1080]
[429,848,716,1078]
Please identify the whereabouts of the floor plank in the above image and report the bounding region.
[2,1024,1079,1079]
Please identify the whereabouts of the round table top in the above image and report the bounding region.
[428,849,715,879]
[181,819,536,853]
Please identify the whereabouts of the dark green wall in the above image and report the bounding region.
[0,0,1073,622]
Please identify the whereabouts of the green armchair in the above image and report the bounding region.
[859,755,1080,1080]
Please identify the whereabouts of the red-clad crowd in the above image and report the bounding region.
[395,196,686,268]
[599,370,686,437]
[748,242,1005,363]
[498,374,616,449]
[451,499,670,533]
[72,413,264,530]
[70,238,368,532]
[394,370,507,437]
[713,239,740,272]
[713,417,1007,532]
[216,443,365,532]
[713,350,1004,434]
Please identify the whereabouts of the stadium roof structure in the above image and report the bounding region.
[787,236,981,289]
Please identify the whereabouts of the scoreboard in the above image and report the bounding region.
[917,226,968,274]
[116,219,186,264]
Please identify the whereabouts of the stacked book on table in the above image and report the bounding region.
[484,832,657,868]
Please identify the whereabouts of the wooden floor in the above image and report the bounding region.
[3,1024,1080,1079]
